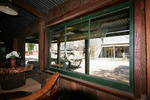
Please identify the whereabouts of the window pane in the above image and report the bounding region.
[89,8,130,84]
[51,28,65,69]
[66,21,88,73]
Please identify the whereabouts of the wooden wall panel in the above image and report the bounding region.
[72,0,81,9]
[61,1,68,13]
[71,82,76,90]
[113,96,125,100]
[46,0,128,27]
[134,0,146,98]
[44,71,136,100]
[97,91,106,100]
[146,0,150,97]
[53,7,59,18]
[57,76,127,100]
[48,9,54,20]
[76,83,83,91]
[84,0,91,3]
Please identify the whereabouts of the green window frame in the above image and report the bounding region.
[49,0,134,92]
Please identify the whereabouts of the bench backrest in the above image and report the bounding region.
[16,72,59,100]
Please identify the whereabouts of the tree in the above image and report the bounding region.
[27,43,35,55]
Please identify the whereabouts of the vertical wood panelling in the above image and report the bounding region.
[60,79,129,100]
[134,0,146,98]
[62,79,72,90]
[72,0,81,9]
[83,0,91,4]
[97,91,105,100]
[76,83,83,91]
[71,82,76,90]
[84,86,97,99]
[54,7,59,18]
[104,92,115,100]
[59,78,65,88]
[48,9,54,20]
[45,72,136,100]
[113,96,125,100]
[146,0,150,97]
[65,0,72,13]
[96,88,124,100]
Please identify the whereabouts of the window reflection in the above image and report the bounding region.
[51,28,65,69]
[89,8,130,84]
[66,21,88,73]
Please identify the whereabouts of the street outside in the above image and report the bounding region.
[72,58,129,84]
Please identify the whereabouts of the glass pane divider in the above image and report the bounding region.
[64,26,67,70]
[87,19,90,75]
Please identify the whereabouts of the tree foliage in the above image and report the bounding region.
[27,43,35,52]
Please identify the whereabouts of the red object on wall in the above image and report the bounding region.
[10,58,16,67]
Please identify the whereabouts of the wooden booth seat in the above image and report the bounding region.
[0,72,59,100]
[16,72,59,100]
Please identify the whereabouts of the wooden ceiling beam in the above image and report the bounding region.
[13,0,46,19]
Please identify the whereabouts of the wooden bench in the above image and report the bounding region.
[15,72,59,100]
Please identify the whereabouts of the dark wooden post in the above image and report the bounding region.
[39,20,47,87]
[146,0,150,97]
[39,20,45,71]
[44,28,50,70]
[134,0,146,98]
